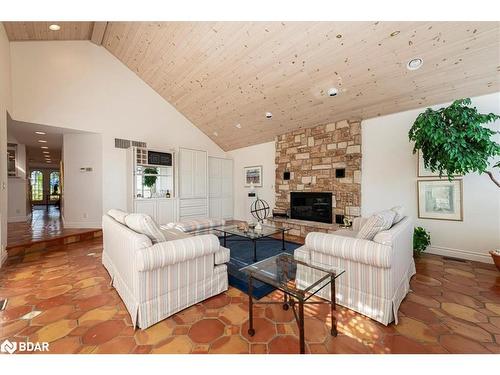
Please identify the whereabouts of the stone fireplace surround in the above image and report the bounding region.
[269,119,362,238]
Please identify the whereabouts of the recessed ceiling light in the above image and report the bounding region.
[41,146,48,149]
[49,24,61,31]
[46,161,52,163]
[35,131,46,135]
[265,112,273,119]
[235,123,242,129]
[38,140,47,143]
[43,151,50,154]
[407,58,424,71]
[327,87,339,97]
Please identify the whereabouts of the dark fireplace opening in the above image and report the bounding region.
[290,192,332,224]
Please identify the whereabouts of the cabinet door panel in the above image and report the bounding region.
[179,149,194,198]
[157,199,176,225]
[209,197,222,219]
[193,150,207,198]
[134,200,157,221]
[221,197,233,220]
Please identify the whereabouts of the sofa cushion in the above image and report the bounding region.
[124,213,166,244]
[161,228,192,241]
[391,206,405,224]
[356,210,396,240]
[164,218,225,233]
[107,209,128,224]
[335,229,358,238]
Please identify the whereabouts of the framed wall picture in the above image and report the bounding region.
[7,143,18,177]
[417,179,463,221]
[417,149,461,178]
[244,165,263,187]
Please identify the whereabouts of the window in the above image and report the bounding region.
[50,171,60,195]
[30,170,43,201]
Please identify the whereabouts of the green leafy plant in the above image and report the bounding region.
[409,98,500,187]
[143,167,158,188]
[413,227,431,256]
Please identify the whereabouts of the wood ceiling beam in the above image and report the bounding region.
[90,22,108,45]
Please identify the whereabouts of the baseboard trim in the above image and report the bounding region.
[7,215,29,223]
[427,245,493,264]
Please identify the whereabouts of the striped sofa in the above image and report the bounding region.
[102,213,229,329]
[294,216,415,325]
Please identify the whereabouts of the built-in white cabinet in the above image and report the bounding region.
[179,148,208,220]
[208,157,233,220]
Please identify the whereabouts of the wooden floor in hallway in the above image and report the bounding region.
[0,236,499,354]
[7,206,100,248]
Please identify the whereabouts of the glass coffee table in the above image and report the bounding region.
[241,253,345,354]
[214,224,289,262]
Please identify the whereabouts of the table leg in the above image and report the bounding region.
[223,232,227,247]
[299,298,305,354]
[253,239,257,263]
[248,275,255,336]
[330,275,338,336]
[282,230,286,250]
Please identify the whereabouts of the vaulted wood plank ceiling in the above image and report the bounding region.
[4,21,500,151]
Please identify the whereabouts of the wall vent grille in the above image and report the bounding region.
[115,138,147,149]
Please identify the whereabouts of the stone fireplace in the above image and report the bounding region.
[269,119,362,237]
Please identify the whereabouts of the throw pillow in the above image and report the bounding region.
[124,213,166,244]
[391,206,405,224]
[356,210,396,240]
[161,228,191,241]
[107,209,128,224]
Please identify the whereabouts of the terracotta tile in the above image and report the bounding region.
[45,336,82,354]
[219,304,248,325]
[441,302,488,323]
[0,305,33,323]
[485,303,500,315]
[210,335,249,354]
[134,320,176,345]
[399,301,440,323]
[172,305,205,324]
[202,294,231,309]
[395,317,438,343]
[75,294,112,311]
[325,335,372,354]
[30,319,78,343]
[241,318,277,343]
[150,336,192,354]
[78,305,118,327]
[437,290,483,309]
[264,304,294,323]
[290,317,329,343]
[439,334,491,354]
[382,335,430,354]
[82,320,127,345]
[132,345,152,354]
[0,320,29,339]
[250,343,267,354]
[32,305,75,325]
[405,292,441,308]
[268,335,300,354]
[188,318,225,344]
[93,336,136,354]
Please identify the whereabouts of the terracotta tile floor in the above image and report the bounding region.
[0,237,499,354]
[7,206,100,248]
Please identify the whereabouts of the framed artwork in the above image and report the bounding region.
[244,165,263,187]
[417,179,463,221]
[417,149,461,178]
[7,143,18,177]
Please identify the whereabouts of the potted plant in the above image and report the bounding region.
[490,250,500,272]
[409,98,500,187]
[143,167,158,195]
[413,227,431,257]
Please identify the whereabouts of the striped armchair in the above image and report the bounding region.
[102,214,229,329]
[294,216,415,325]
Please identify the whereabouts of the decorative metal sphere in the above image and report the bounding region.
[250,198,270,222]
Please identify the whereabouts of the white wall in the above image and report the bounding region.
[7,132,28,222]
[10,41,226,225]
[362,92,500,263]
[228,141,276,221]
[0,24,12,266]
[62,133,102,228]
